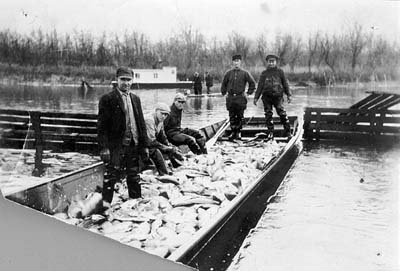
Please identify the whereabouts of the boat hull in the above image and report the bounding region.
[131,82,192,89]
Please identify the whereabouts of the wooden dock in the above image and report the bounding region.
[303,91,400,142]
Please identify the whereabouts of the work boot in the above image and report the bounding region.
[228,130,237,141]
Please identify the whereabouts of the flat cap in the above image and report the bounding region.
[155,103,170,114]
[116,67,133,78]
[232,54,242,61]
[265,54,279,61]
[174,93,186,102]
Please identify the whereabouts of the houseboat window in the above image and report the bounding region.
[135,73,140,79]
[153,73,158,78]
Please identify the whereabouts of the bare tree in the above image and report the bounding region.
[306,32,320,74]
[345,22,367,75]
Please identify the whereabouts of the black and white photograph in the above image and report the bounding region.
[0,0,399,270]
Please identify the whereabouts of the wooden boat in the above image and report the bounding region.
[1,116,301,271]
[186,93,224,98]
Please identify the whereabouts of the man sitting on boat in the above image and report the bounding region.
[144,103,184,175]
[164,93,207,155]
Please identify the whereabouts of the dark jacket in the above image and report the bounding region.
[97,88,149,150]
[221,68,256,110]
[193,75,202,92]
[254,67,291,100]
[163,104,183,138]
[221,68,256,96]
[205,74,213,87]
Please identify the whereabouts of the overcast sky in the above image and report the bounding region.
[0,0,399,42]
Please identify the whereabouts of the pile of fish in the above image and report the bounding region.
[53,140,284,258]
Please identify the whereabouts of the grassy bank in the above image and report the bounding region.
[0,62,397,87]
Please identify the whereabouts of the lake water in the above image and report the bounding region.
[0,82,399,270]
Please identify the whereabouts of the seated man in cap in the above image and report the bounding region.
[98,66,150,204]
[221,54,256,140]
[253,54,292,138]
[164,93,207,155]
[144,103,184,175]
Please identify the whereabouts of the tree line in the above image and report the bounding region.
[0,23,399,84]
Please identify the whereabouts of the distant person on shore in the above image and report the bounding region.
[97,67,150,205]
[193,72,202,95]
[164,93,207,155]
[144,103,184,175]
[253,54,292,139]
[205,71,213,94]
[221,54,256,141]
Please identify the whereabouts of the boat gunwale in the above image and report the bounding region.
[168,117,302,263]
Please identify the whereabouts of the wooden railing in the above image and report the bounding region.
[0,109,98,152]
[303,107,400,141]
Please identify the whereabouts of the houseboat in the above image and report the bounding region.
[130,66,192,89]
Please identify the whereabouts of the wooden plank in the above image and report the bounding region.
[39,126,97,134]
[358,94,391,110]
[0,115,30,123]
[41,133,97,141]
[305,107,400,115]
[349,93,380,109]
[40,118,97,127]
[375,96,400,110]
[307,122,400,134]
[0,109,30,115]
[39,111,98,120]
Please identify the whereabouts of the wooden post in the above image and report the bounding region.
[315,110,321,141]
[31,112,44,177]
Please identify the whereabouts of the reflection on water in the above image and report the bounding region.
[1,83,390,128]
[228,141,399,271]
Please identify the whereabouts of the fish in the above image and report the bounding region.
[67,192,103,218]
[156,175,180,185]
[171,196,220,207]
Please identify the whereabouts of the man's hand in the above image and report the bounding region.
[100,148,110,162]
[253,99,258,106]
[287,96,292,104]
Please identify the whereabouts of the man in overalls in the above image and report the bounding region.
[254,54,292,138]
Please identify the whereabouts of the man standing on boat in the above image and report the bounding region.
[97,67,150,204]
[253,54,292,138]
[164,93,207,155]
[144,103,184,175]
[221,54,256,140]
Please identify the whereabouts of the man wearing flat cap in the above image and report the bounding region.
[164,93,207,155]
[97,66,150,204]
[221,54,256,140]
[144,103,184,175]
[254,54,292,138]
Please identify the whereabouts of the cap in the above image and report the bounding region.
[155,103,170,114]
[232,54,242,61]
[174,93,186,102]
[116,67,133,78]
[265,54,279,61]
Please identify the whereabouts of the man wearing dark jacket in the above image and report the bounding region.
[193,72,202,95]
[254,54,292,138]
[164,93,207,155]
[97,67,150,203]
[221,54,256,140]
